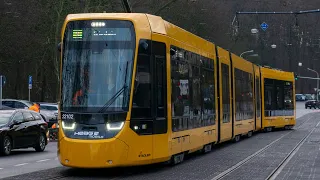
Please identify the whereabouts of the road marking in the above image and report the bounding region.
[14,163,28,166]
[36,159,51,162]
[0,168,3,170]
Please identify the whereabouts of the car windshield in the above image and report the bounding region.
[0,111,13,125]
[21,100,34,107]
[61,20,136,113]
[40,105,58,111]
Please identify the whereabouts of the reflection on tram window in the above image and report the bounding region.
[171,45,215,132]
[234,68,254,121]
[264,78,294,117]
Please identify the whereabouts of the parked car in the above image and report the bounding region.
[2,99,48,122]
[296,94,306,101]
[1,99,34,109]
[38,102,58,128]
[0,105,13,110]
[305,100,320,109]
[0,109,48,155]
[304,94,314,100]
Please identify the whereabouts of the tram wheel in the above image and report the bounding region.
[264,127,272,132]
[233,135,240,142]
[202,143,213,153]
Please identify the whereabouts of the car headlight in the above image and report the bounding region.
[61,121,76,130]
[106,121,124,131]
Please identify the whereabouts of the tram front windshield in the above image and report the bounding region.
[60,20,136,113]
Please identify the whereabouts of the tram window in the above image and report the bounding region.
[264,79,274,117]
[153,41,166,118]
[264,78,274,110]
[264,78,294,117]
[191,64,201,128]
[284,81,294,111]
[131,39,152,119]
[276,80,284,110]
[202,63,215,126]
[234,69,242,121]
[171,46,190,131]
[235,69,253,121]
[170,45,216,130]
[155,58,165,117]
[221,63,230,123]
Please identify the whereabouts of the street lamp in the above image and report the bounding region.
[240,50,254,58]
[307,68,319,101]
[251,28,259,34]
[298,62,302,67]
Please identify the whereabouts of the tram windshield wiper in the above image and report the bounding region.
[98,61,129,113]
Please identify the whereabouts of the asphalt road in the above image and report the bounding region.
[296,101,320,118]
[0,101,319,179]
[0,142,60,179]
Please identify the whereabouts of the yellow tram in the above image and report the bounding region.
[260,67,296,131]
[57,13,295,168]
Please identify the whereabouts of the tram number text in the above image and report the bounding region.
[62,114,74,120]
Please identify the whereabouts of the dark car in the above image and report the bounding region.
[305,100,320,109]
[0,109,48,156]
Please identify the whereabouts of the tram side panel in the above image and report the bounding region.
[230,54,255,137]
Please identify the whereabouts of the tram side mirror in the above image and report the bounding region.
[57,42,61,52]
[170,48,176,56]
[138,41,149,54]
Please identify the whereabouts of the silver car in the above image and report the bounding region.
[38,103,58,124]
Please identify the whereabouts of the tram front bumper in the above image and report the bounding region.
[58,137,129,168]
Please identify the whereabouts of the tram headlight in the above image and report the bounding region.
[61,121,76,130]
[106,121,124,131]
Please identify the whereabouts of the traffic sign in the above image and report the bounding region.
[28,75,32,89]
[260,22,269,31]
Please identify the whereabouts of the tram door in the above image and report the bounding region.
[151,39,168,160]
[219,62,233,142]
[255,74,262,130]
[130,39,167,161]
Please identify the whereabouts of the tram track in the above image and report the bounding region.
[265,120,320,180]
[210,114,315,180]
